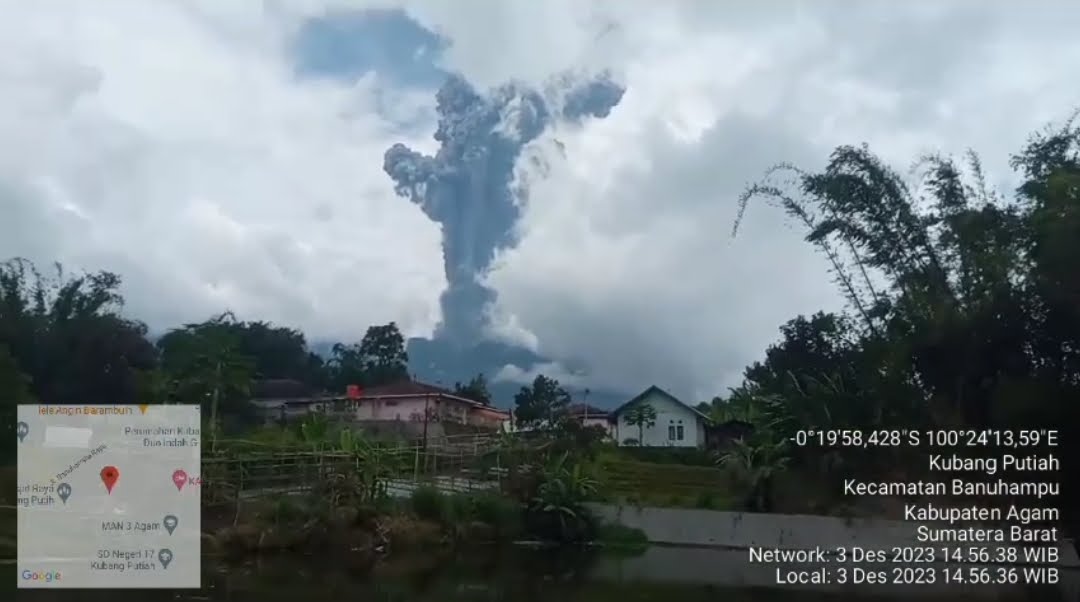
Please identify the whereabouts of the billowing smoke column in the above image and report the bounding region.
[383,73,625,344]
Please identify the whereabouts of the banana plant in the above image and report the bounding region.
[299,414,330,450]
[337,428,398,503]
[532,452,598,535]
[717,434,790,512]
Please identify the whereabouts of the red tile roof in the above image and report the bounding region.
[361,381,454,397]
[358,380,496,409]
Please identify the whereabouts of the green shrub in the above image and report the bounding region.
[264,495,307,526]
[470,493,522,535]
[523,503,597,543]
[410,485,448,523]
[618,446,716,466]
[595,522,648,554]
[447,493,475,523]
[524,453,599,542]
[372,491,401,515]
[694,491,716,509]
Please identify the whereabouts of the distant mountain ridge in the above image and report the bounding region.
[309,337,627,410]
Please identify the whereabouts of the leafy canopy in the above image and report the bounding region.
[513,374,571,428]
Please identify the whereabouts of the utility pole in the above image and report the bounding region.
[422,394,429,452]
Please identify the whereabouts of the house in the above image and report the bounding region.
[566,403,615,439]
[248,378,511,432]
[611,385,710,448]
[249,379,347,422]
[350,380,510,431]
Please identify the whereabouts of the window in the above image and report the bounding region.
[676,425,685,441]
[668,422,677,440]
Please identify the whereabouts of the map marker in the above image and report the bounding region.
[158,549,173,569]
[100,466,120,494]
[16,421,29,443]
[171,469,188,491]
[57,482,72,504]
[163,515,178,535]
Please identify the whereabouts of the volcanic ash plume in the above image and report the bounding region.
[383,72,624,344]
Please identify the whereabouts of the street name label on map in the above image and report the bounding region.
[16,404,201,589]
[122,424,200,448]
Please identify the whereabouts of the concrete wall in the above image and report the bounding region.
[353,396,472,424]
[587,503,1080,569]
[467,405,510,429]
[354,397,425,421]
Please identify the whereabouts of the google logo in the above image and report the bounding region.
[22,570,62,582]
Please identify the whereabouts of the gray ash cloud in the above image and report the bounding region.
[383,72,624,344]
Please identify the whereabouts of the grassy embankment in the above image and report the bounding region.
[592,445,878,517]
[201,424,647,559]
[207,481,647,561]
[0,460,643,564]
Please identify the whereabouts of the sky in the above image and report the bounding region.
[1,0,1079,403]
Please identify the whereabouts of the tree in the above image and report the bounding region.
[230,320,327,388]
[158,313,256,449]
[327,342,365,391]
[357,322,409,386]
[158,316,328,389]
[0,344,32,403]
[454,373,492,405]
[513,374,570,428]
[707,388,774,426]
[733,111,1080,526]
[0,259,158,405]
[740,312,915,434]
[327,322,409,390]
[133,368,170,404]
[623,403,657,443]
[733,133,1075,428]
[0,343,33,461]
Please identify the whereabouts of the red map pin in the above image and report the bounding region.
[172,469,188,491]
[100,466,120,494]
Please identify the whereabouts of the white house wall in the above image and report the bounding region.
[615,390,703,448]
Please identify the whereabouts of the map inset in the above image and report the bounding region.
[17,404,201,589]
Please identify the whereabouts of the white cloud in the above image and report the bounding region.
[0,0,445,341]
[466,1,1080,400]
[493,362,584,390]
[2,0,1079,403]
